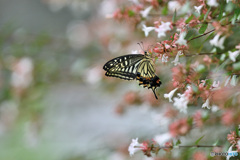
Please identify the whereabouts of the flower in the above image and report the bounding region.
[193,111,203,128]
[226,0,232,3]
[168,1,181,13]
[227,131,237,145]
[226,145,238,160]
[164,88,178,102]
[236,140,240,152]
[229,50,240,62]
[225,76,231,86]
[142,24,155,37]
[209,34,226,49]
[202,98,211,109]
[212,80,220,88]
[11,57,33,89]
[173,93,189,113]
[207,0,219,7]
[230,75,238,86]
[154,133,172,146]
[175,32,187,46]
[128,0,140,4]
[155,21,171,38]
[128,138,144,157]
[171,51,183,66]
[194,5,203,14]
[169,118,190,137]
[193,151,207,160]
[140,6,152,18]
[162,54,168,62]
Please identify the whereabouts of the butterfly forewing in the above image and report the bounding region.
[103,54,144,80]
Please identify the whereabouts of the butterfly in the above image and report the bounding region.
[103,43,162,99]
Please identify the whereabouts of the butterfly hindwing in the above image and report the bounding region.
[103,54,144,80]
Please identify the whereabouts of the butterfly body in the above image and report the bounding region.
[103,51,161,99]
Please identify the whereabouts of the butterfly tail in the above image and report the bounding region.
[151,88,158,99]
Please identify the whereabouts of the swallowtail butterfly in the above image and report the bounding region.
[103,43,161,99]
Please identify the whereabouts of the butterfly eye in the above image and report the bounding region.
[144,51,147,54]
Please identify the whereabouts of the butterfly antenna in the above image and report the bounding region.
[137,42,144,52]
[152,88,158,99]
[141,41,144,50]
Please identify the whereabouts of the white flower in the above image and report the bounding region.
[226,145,238,160]
[211,105,219,112]
[154,133,172,146]
[142,24,155,37]
[225,76,231,86]
[131,50,139,54]
[162,54,168,62]
[155,21,171,38]
[168,1,181,13]
[226,0,232,3]
[85,66,102,84]
[194,5,203,14]
[11,57,33,89]
[212,80,220,88]
[229,50,240,62]
[207,0,219,7]
[230,75,238,86]
[128,138,144,157]
[128,0,140,4]
[140,6,152,18]
[173,93,189,113]
[209,33,226,49]
[164,88,178,102]
[202,98,211,109]
[175,32,187,46]
[171,51,183,66]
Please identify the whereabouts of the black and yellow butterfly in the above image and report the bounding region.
[103,45,161,99]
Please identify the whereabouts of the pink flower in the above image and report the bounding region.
[193,111,203,128]
[227,131,238,145]
[222,110,234,126]
[169,118,190,137]
[193,151,207,160]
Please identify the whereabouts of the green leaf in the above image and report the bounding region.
[233,62,240,71]
[175,139,181,146]
[204,7,211,21]
[198,14,204,21]
[199,23,208,34]
[195,135,205,145]
[191,84,198,92]
[236,126,240,137]
[203,32,215,43]
[162,5,168,15]
[213,140,219,146]
[128,10,135,17]
[172,9,177,23]
[185,15,193,24]
[217,2,224,21]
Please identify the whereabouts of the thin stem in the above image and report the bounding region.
[187,29,215,43]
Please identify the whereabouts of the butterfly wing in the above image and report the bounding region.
[103,54,144,80]
[136,59,161,99]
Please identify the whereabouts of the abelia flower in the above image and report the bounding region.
[154,21,171,38]
[194,5,203,14]
[227,131,238,145]
[154,133,172,146]
[169,118,190,137]
[162,54,168,62]
[168,1,181,13]
[209,34,226,49]
[142,24,155,37]
[140,6,152,18]
[164,88,178,102]
[202,98,211,109]
[173,93,189,113]
[175,32,187,46]
[207,0,219,7]
[128,138,144,156]
[229,50,240,62]
[226,145,238,160]
[171,51,183,66]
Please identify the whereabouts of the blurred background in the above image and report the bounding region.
[0,0,164,160]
